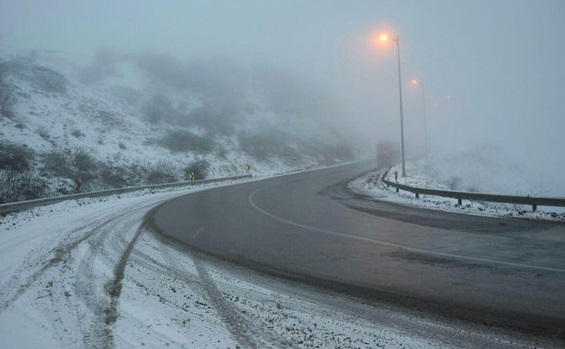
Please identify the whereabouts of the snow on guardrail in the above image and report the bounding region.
[0,174,252,215]
[381,170,565,212]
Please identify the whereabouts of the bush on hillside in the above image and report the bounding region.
[0,60,7,83]
[185,105,237,136]
[0,170,47,204]
[159,130,215,154]
[305,141,354,165]
[100,165,128,188]
[142,94,177,124]
[184,159,209,180]
[146,161,178,184]
[0,142,35,172]
[42,150,73,177]
[0,87,17,118]
[73,149,98,181]
[238,130,296,160]
[73,150,97,172]
[71,129,85,138]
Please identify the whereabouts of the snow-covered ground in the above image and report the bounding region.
[0,53,308,175]
[349,153,565,222]
[1,49,562,347]
[1,174,556,348]
[1,49,354,201]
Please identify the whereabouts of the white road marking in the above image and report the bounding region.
[248,185,565,274]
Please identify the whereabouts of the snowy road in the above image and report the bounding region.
[0,173,564,348]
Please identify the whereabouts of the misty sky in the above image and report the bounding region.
[1,0,564,186]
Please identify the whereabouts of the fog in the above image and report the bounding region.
[2,0,564,190]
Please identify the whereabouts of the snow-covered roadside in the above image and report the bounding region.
[349,165,565,222]
[1,171,560,348]
[0,180,236,348]
[0,174,434,349]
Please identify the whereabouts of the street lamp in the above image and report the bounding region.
[379,33,406,177]
[410,79,429,164]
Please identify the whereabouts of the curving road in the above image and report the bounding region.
[149,162,565,339]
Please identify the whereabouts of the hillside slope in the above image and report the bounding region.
[0,52,353,203]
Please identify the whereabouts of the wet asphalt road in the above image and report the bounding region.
[149,162,565,337]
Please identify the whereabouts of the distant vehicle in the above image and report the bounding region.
[376,140,399,169]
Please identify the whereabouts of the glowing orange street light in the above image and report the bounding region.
[379,32,406,177]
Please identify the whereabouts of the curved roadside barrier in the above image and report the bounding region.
[0,174,252,215]
[381,170,565,212]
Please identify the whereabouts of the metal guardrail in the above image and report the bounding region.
[381,170,565,212]
[0,174,252,215]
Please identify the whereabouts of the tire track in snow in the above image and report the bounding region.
[0,217,116,314]
[192,257,262,349]
[75,212,138,349]
[153,236,262,349]
[0,199,169,349]
[154,229,291,349]
[73,202,167,349]
[102,223,145,344]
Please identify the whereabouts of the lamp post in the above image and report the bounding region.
[379,33,406,177]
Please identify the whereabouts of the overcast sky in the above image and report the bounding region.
[2,0,564,187]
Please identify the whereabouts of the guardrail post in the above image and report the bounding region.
[532,204,537,212]
[396,187,399,193]
[457,198,462,206]
[415,193,419,199]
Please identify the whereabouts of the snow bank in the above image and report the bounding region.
[351,150,565,221]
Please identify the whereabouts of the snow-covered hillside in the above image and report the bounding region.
[0,50,353,203]
[3,57,161,164]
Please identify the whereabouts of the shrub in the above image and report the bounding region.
[73,149,97,177]
[185,105,237,136]
[0,61,16,118]
[71,129,85,138]
[313,142,354,165]
[0,142,35,171]
[0,170,47,203]
[40,149,101,185]
[0,60,7,83]
[42,150,73,177]
[100,165,128,188]
[215,145,228,159]
[0,88,16,118]
[146,161,178,184]
[142,94,177,124]
[122,164,146,186]
[184,160,209,180]
[159,130,214,154]
[238,130,295,160]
